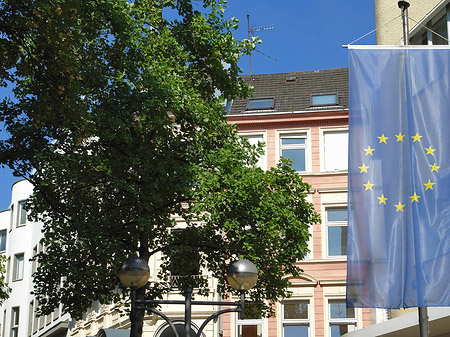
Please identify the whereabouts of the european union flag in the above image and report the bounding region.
[347,46,450,309]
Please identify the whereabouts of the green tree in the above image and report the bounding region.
[0,255,10,304]
[0,0,319,335]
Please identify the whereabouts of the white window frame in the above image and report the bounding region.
[282,301,310,337]
[17,200,27,227]
[32,300,38,334]
[303,195,314,260]
[277,129,311,173]
[11,307,19,337]
[327,299,357,337]
[239,131,267,170]
[235,311,264,337]
[323,205,348,259]
[320,127,348,172]
[13,253,24,281]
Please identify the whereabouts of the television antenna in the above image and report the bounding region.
[247,14,276,76]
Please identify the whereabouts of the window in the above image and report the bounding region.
[28,302,33,337]
[32,246,38,274]
[246,97,275,110]
[3,309,6,337]
[17,201,27,227]
[311,94,338,106]
[33,301,38,334]
[9,204,14,231]
[323,130,348,171]
[326,208,347,257]
[0,231,6,252]
[329,300,356,336]
[11,307,19,337]
[236,306,263,337]
[241,134,266,170]
[280,133,307,172]
[282,301,310,337]
[431,14,447,45]
[13,254,24,281]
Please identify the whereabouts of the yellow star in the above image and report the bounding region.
[363,180,374,191]
[358,163,370,173]
[410,192,420,203]
[395,202,405,212]
[395,133,405,142]
[425,146,436,156]
[411,133,423,142]
[377,194,388,205]
[378,134,389,144]
[364,146,375,156]
[429,163,440,172]
[424,179,435,190]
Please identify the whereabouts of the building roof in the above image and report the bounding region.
[228,68,349,115]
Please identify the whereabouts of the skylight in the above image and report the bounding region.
[311,93,338,106]
[246,97,275,110]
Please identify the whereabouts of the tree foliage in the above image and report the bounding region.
[0,0,319,321]
[0,255,10,304]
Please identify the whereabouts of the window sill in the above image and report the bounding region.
[298,258,347,263]
[299,171,347,176]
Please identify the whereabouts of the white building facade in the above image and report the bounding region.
[0,179,70,337]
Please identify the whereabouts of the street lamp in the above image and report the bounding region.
[119,257,258,337]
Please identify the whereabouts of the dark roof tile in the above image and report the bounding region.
[229,68,349,115]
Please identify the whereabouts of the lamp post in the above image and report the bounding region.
[119,257,258,337]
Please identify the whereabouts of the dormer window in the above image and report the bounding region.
[311,93,338,106]
[246,97,275,110]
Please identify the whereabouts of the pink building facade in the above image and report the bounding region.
[224,69,373,337]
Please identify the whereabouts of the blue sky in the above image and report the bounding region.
[0,0,376,210]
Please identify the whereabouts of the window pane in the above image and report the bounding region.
[330,324,356,336]
[328,226,347,256]
[18,201,27,225]
[238,324,262,337]
[0,231,6,251]
[14,254,24,280]
[312,94,337,106]
[432,15,447,45]
[282,149,305,171]
[247,98,274,110]
[283,325,308,337]
[327,208,348,222]
[324,132,348,171]
[12,307,19,325]
[284,302,308,319]
[330,300,355,318]
[281,138,306,145]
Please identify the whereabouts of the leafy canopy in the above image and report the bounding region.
[0,0,319,319]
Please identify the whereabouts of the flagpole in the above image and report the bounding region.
[398,2,429,337]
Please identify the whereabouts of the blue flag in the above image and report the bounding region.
[347,46,450,309]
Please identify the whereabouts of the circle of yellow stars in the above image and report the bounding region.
[359,131,439,212]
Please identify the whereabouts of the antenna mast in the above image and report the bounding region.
[247,14,275,77]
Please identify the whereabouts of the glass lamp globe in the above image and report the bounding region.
[227,259,258,291]
[119,256,150,288]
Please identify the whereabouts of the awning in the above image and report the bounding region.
[96,329,130,337]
